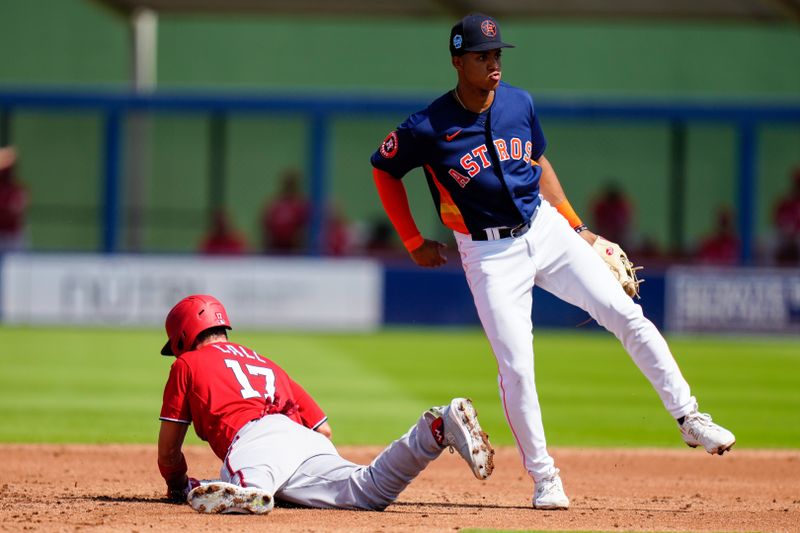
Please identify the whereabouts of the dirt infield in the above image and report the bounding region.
[1,444,798,532]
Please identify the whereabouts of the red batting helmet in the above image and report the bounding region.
[161,294,231,356]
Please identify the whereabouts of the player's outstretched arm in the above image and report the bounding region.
[158,420,191,502]
[373,168,447,267]
[537,155,597,245]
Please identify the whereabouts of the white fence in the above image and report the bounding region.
[1,254,383,330]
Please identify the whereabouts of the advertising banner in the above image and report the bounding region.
[665,267,800,334]
[1,254,382,330]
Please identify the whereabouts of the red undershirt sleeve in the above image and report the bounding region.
[372,168,424,252]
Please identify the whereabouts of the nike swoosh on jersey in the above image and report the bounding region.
[445,129,462,142]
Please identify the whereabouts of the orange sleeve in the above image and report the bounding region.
[372,168,424,252]
[555,199,585,231]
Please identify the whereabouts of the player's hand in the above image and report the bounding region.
[316,421,333,440]
[165,476,200,504]
[409,239,448,268]
[578,228,598,246]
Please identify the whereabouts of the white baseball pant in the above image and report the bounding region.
[220,412,441,510]
[454,198,696,482]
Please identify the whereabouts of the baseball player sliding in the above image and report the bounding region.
[157,294,494,514]
[370,13,735,510]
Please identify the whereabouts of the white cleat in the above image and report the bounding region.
[187,481,273,514]
[436,398,495,480]
[680,409,736,455]
[533,469,570,510]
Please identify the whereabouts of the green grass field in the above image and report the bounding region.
[0,326,797,449]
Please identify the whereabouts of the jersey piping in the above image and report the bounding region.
[159,416,191,424]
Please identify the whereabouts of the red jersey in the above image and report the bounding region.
[262,197,310,251]
[159,341,327,460]
[200,231,247,255]
[774,197,800,237]
[698,234,739,266]
[0,179,27,234]
[591,194,632,247]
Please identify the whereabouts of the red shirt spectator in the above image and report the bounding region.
[697,208,739,266]
[0,147,29,252]
[773,167,800,238]
[200,209,247,255]
[261,170,310,253]
[591,182,633,248]
[324,201,353,256]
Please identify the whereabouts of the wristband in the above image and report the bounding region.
[403,234,425,253]
[554,200,583,230]
[574,224,589,234]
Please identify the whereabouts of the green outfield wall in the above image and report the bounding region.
[1,0,798,254]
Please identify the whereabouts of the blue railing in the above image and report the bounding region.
[2,87,799,261]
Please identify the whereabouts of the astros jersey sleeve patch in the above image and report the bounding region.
[370,118,426,179]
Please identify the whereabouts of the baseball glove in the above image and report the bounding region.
[592,236,643,299]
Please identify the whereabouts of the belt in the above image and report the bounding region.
[472,220,531,241]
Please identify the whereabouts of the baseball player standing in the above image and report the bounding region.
[157,294,494,514]
[369,13,735,510]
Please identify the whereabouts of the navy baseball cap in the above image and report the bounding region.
[449,13,515,56]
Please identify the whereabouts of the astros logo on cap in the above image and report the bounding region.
[481,20,497,37]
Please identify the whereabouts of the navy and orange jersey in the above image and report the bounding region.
[160,341,327,460]
[370,81,547,235]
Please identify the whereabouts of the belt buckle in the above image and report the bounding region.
[510,222,528,238]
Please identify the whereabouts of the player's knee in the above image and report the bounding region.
[597,298,644,329]
[499,359,534,380]
[602,307,658,346]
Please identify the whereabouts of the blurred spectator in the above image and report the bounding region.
[260,169,310,253]
[772,167,800,266]
[774,236,800,266]
[200,209,247,255]
[323,200,353,256]
[632,234,665,266]
[773,167,800,237]
[0,146,29,252]
[590,181,633,248]
[360,219,410,262]
[696,206,739,266]
[366,220,397,254]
